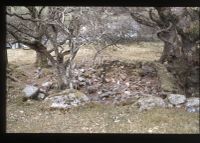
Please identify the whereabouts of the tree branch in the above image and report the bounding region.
[130,12,157,28]
[38,6,46,18]
[7,23,38,39]
[6,11,39,23]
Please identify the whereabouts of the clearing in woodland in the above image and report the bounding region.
[6,42,199,133]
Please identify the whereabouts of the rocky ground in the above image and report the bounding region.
[6,43,200,133]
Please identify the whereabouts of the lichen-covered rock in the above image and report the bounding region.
[137,96,166,111]
[185,97,199,107]
[22,85,39,98]
[185,97,199,113]
[186,107,199,113]
[167,94,186,105]
[45,89,90,109]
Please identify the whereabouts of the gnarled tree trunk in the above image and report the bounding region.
[130,7,199,96]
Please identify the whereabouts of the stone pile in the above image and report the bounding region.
[21,60,199,113]
[136,93,199,113]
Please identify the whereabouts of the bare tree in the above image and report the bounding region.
[6,6,83,89]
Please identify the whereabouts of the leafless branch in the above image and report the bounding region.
[38,6,46,18]
[7,23,38,39]
[6,11,39,23]
[130,12,157,28]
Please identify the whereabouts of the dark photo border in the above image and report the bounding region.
[0,0,200,142]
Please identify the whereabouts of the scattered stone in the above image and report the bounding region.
[88,68,96,73]
[120,74,126,80]
[141,65,156,76]
[78,76,86,82]
[124,91,131,95]
[111,78,116,83]
[125,82,130,87]
[167,94,186,105]
[51,102,70,109]
[42,81,53,89]
[37,93,46,100]
[82,70,93,78]
[166,103,174,108]
[80,68,85,73]
[137,96,166,111]
[185,97,199,108]
[97,91,102,95]
[99,91,115,99]
[79,81,86,87]
[185,97,199,113]
[87,85,98,94]
[22,85,39,99]
[186,107,199,113]
[102,89,109,93]
[34,67,42,79]
[105,78,110,83]
[19,110,24,114]
[39,88,47,94]
[47,89,90,109]
[41,81,53,92]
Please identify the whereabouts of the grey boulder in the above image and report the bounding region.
[167,94,186,105]
[47,89,90,109]
[22,85,39,98]
[185,97,199,107]
[137,95,166,111]
[186,107,199,113]
[185,97,199,113]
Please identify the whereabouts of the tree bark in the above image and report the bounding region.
[159,42,171,63]
[56,63,68,90]
[35,51,48,68]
